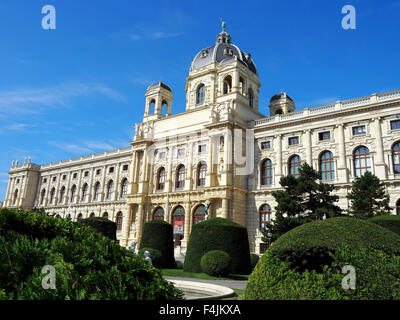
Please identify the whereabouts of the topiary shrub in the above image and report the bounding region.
[250,253,260,271]
[269,216,400,272]
[138,248,162,268]
[200,250,231,277]
[184,218,251,274]
[78,216,116,240]
[245,246,400,300]
[0,208,183,300]
[139,220,175,269]
[369,215,400,236]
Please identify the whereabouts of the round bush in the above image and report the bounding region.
[139,220,175,268]
[245,246,400,300]
[184,218,251,274]
[138,247,162,268]
[269,217,400,272]
[0,208,183,300]
[250,253,260,271]
[78,216,116,240]
[369,215,400,236]
[200,250,231,277]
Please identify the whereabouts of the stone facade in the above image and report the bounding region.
[4,25,400,253]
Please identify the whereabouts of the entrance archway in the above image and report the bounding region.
[153,207,165,221]
[193,204,206,225]
[172,206,185,247]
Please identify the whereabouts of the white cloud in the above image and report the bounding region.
[48,140,120,155]
[0,123,37,133]
[130,31,183,41]
[297,96,341,108]
[0,82,125,117]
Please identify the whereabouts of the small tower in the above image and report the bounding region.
[144,81,173,120]
[269,91,295,116]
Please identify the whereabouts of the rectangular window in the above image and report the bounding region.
[84,171,89,177]
[352,125,366,136]
[72,173,77,179]
[261,141,270,150]
[16,179,20,184]
[96,169,101,175]
[391,120,400,130]
[43,178,47,183]
[319,131,331,141]
[198,145,206,153]
[123,164,129,171]
[288,137,299,146]
[62,175,66,181]
[109,167,114,173]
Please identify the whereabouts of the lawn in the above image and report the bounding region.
[161,269,249,281]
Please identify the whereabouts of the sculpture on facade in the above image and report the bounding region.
[204,201,211,220]
[129,239,138,254]
[144,250,152,266]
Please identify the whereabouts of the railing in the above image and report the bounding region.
[254,89,400,127]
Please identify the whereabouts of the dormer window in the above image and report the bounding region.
[201,50,208,58]
[223,47,233,56]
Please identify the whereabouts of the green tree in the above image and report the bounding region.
[262,163,342,243]
[347,171,391,219]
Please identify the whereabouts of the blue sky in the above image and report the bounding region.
[0,0,399,200]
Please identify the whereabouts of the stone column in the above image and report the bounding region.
[221,198,229,219]
[374,118,387,179]
[222,130,232,185]
[304,130,312,166]
[206,135,215,187]
[121,204,133,247]
[136,204,144,245]
[336,124,348,182]
[65,171,72,205]
[185,142,194,191]
[181,202,191,248]
[130,151,138,193]
[275,135,282,185]
[166,147,173,192]
[5,177,14,207]
[114,163,121,201]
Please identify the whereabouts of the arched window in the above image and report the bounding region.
[354,146,371,177]
[40,189,46,205]
[197,162,207,187]
[397,199,400,215]
[102,212,108,219]
[261,159,273,185]
[157,168,166,190]
[93,182,100,201]
[319,151,335,180]
[106,180,114,199]
[153,207,165,221]
[172,206,185,246]
[76,213,82,221]
[70,185,76,203]
[196,84,205,104]
[120,178,128,198]
[248,88,254,108]
[59,186,65,204]
[259,204,271,230]
[13,189,18,205]
[49,188,55,204]
[223,75,232,94]
[161,100,168,116]
[193,205,206,225]
[81,183,88,202]
[89,212,95,218]
[116,212,123,231]
[239,77,245,94]
[176,165,185,189]
[392,142,400,174]
[149,99,156,114]
[289,155,301,178]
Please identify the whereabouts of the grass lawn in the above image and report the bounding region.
[224,289,246,300]
[161,269,249,281]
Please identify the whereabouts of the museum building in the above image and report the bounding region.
[4,24,400,254]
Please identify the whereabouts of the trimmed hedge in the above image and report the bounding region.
[78,217,117,240]
[138,247,162,268]
[245,246,400,300]
[139,220,175,269]
[0,208,183,300]
[184,218,251,274]
[269,217,400,272]
[369,215,400,236]
[250,253,260,271]
[200,250,231,277]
